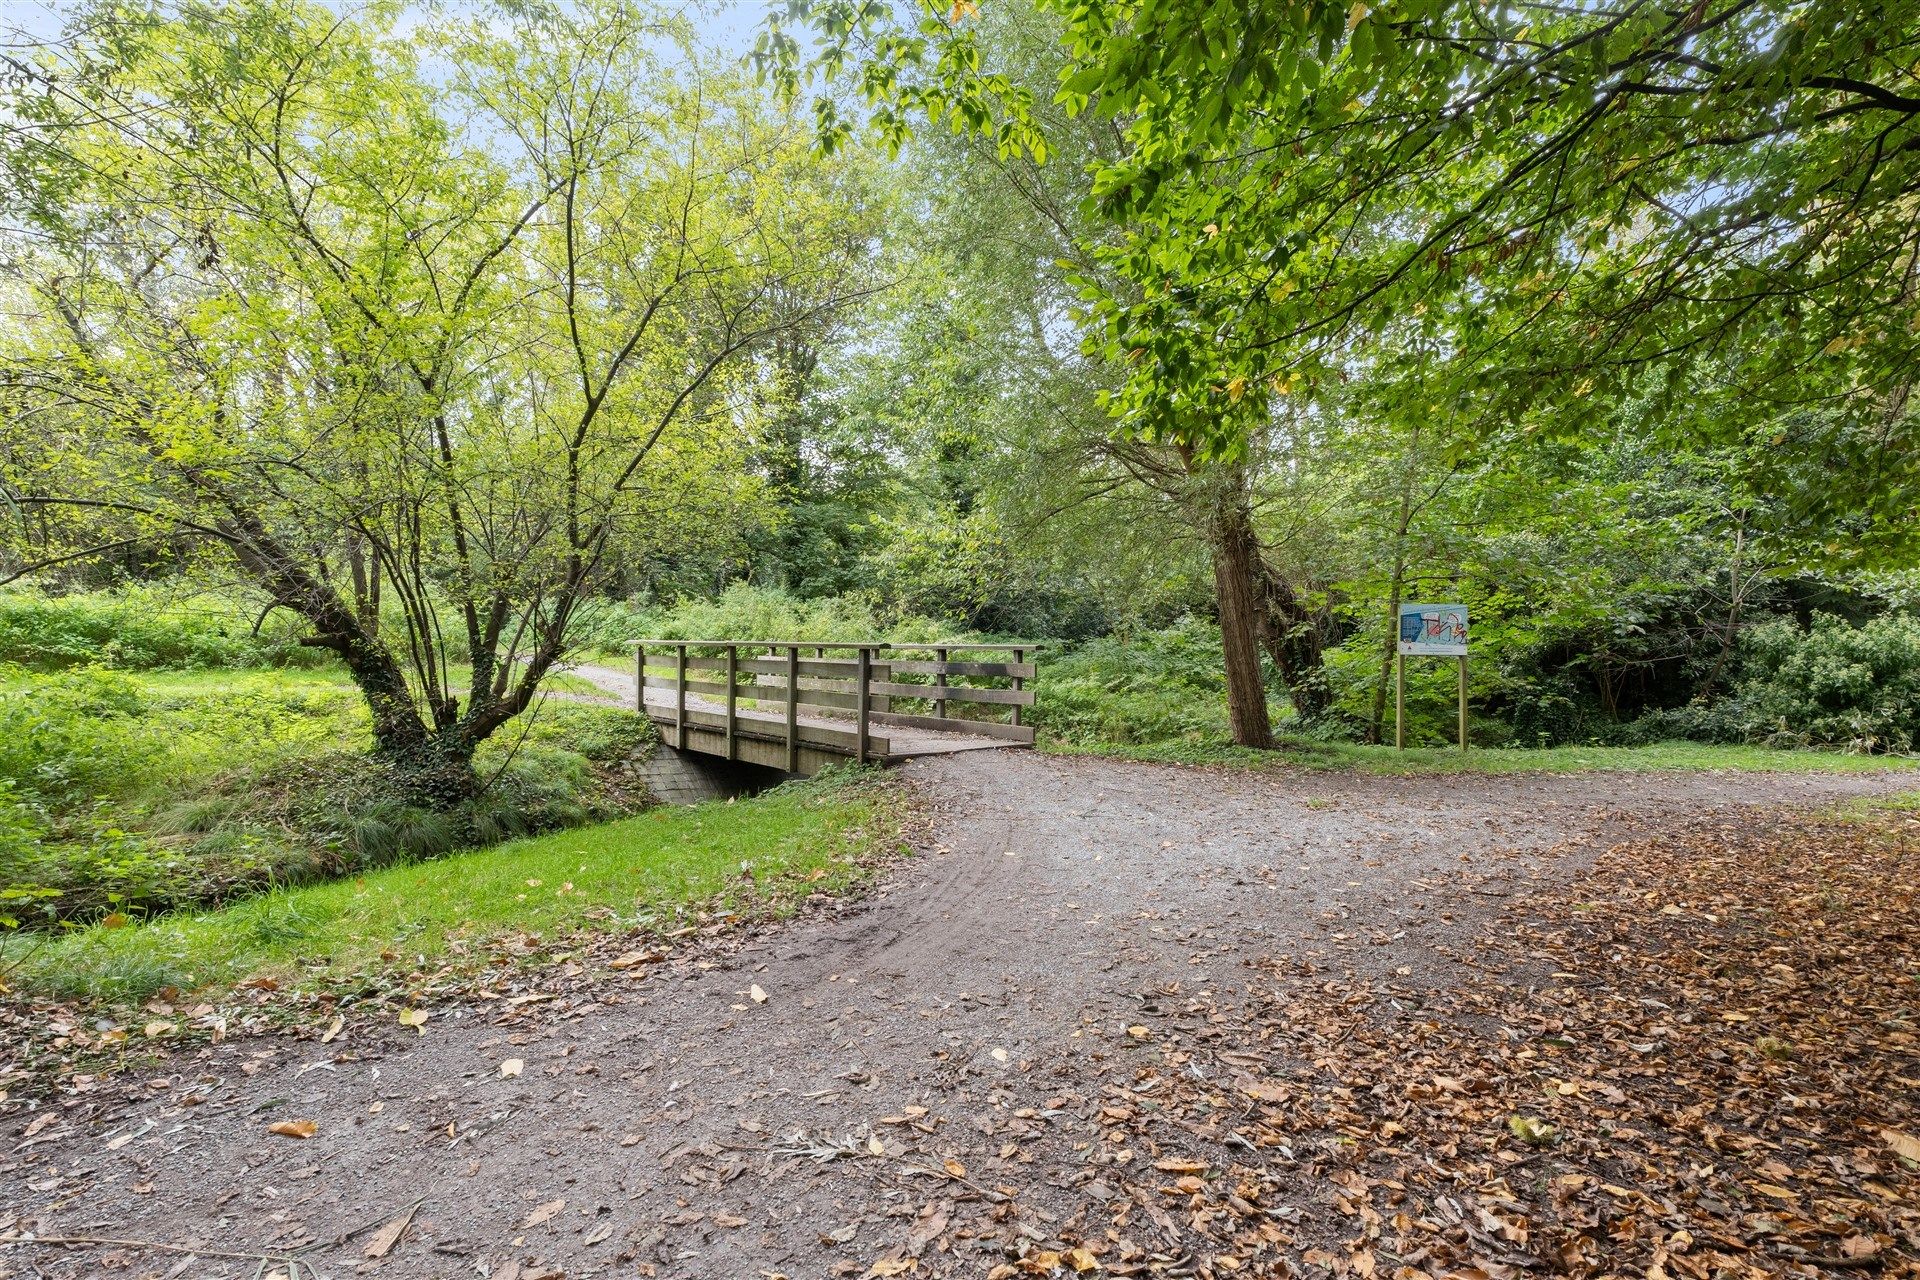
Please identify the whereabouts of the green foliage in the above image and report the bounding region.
[865,507,1107,638]
[1030,620,1237,746]
[0,590,322,671]
[616,583,965,646]
[1,0,878,771]
[16,773,901,1003]
[0,667,656,930]
[1737,615,1920,752]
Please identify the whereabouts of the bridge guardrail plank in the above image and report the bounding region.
[865,680,1034,707]
[869,709,1035,743]
[885,660,1035,679]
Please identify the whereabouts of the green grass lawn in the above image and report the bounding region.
[6,774,903,1005]
[1046,735,1920,775]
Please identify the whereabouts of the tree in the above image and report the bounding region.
[0,0,877,799]
[765,0,1920,741]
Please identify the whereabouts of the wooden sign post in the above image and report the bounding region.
[1395,603,1469,752]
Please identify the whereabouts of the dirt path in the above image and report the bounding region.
[1,755,1910,1279]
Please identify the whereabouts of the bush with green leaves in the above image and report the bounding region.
[1736,613,1920,752]
[1030,619,1237,746]
[862,508,1108,639]
[0,668,659,929]
[0,589,322,671]
[609,582,967,648]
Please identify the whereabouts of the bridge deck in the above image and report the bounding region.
[640,686,1020,763]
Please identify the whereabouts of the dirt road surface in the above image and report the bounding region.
[2,753,1909,1279]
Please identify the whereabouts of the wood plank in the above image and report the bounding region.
[885,660,1035,679]
[869,710,1035,743]
[651,656,859,678]
[644,673,865,713]
[866,680,1034,707]
[644,675,736,700]
[666,726,847,777]
[735,657,863,679]
[743,677,860,712]
[659,706,888,754]
[887,642,1040,653]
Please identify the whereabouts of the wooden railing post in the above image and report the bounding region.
[932,645,949,722]
[855,645,872,763]
[724,643,738,760]
[674,643,688,750]
[785,644,800,772]
[1011,646,1027,729]
[634,643,645,715]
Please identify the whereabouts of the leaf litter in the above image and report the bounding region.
[3,779,1915,1280]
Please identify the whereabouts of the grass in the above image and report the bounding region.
[1046,735,1920,775]
[5,772,903,1005]
[0,661,657,928]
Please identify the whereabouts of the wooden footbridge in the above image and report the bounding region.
[630,640,1036,775]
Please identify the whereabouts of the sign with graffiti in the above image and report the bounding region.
[1397,603,1468,656]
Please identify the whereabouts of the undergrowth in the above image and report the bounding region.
[0,666,655,929]
[5,769,904,1005]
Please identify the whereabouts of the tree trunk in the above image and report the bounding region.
[1255,563,1332,722]
[1368,552,1409,744]
[1368,422,1422,744]
[1695,511,1747,701]
[225,504,481,804]
[1206,490,1275,749]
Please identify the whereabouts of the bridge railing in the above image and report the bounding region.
[629,639,1037,767]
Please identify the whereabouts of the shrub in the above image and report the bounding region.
[0,666,155,803]
[863,509,1108,638]
[1735,613,1920,751]
[1613,701,1748,747]
[1031,619,1235,746]
[0,668,657,929]
[0,589,321,671]
[609,583,971,648]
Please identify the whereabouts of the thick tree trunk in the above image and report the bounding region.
[1256,564,1332,722]
[1206,492,1275,750]
[225,504,481,803]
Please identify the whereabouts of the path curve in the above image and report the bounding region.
[1,754,1910,1278]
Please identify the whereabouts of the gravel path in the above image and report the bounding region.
[2,754,1910,1278]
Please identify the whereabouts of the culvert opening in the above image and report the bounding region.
[639,745,796,806]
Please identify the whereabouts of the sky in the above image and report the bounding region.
[0,0,770,54]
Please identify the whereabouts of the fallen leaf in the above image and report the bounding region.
[943,1156,967,1178]
[1507,1114,1557,1146]
[1882,1128,1920,1162]
[267,1119,317,1140]
[321,1016,344,1044]
[398,1008,429,1034]
[750,984,768,1004]
[523,1198,565,1227]
[499,1058,525,1078]
[363,1209,414,1259]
